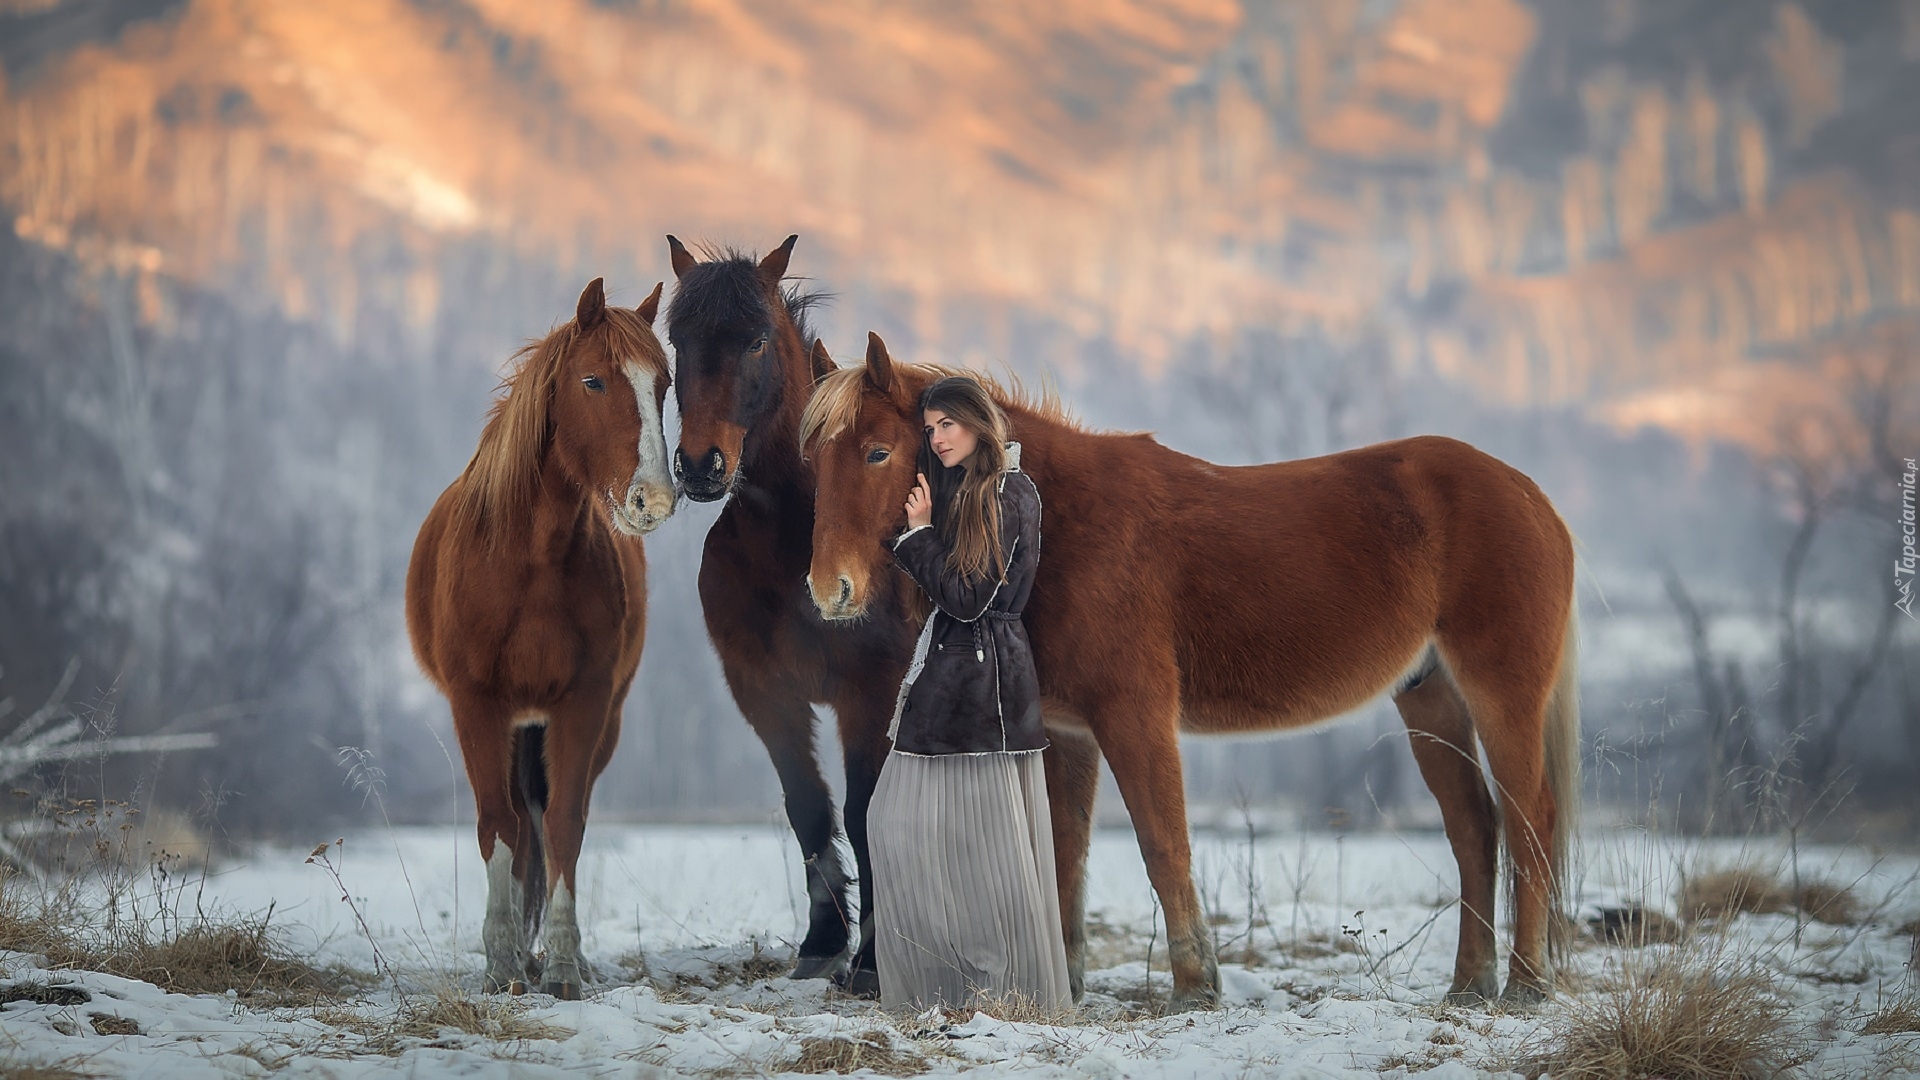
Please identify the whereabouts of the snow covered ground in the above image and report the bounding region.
[2,823,1917,1077]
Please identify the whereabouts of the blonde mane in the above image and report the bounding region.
[799,361,1078,455]
[453,307,666,545]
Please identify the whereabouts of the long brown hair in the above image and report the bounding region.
[920,375,1011,584]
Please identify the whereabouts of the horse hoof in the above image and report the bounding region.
[792,952,849,981]
[833,964,880,999]
[542,981,582,1001]
[1443,973,1499,1008]
[1496,981,1548,1012]
[1168,987,1222,1014]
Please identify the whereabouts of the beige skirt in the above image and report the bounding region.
[868,748,1072,1012]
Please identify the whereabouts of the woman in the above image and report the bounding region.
[868,374,1072,1013]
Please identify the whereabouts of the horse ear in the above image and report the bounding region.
[636,281,664,326]
[864,331,895,395]
[809,339,836,384]
[577,277,606,331]
[667,235,696,278]
[758,234,799,283]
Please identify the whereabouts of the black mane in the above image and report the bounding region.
[665,243,828,346]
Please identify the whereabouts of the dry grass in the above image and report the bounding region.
[1862,997,1920,1036]
[1794,881,1861,925]
[787,1032,928,1077]
[1511,949,1809,1080]
[293,992,571,1058]
[0,1059,98,1080]
[86,1013,140,1036]
[0,895,356,1002]
[395,990,571,1044]
[1678,866,1858,925]
[961,987,1079,1026]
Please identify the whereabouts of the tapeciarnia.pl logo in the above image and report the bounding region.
[1899,457,1917,620]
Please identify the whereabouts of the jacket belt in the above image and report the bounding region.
[971,609,1022,662]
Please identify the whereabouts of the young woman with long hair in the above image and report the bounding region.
[868,374,1071,1012]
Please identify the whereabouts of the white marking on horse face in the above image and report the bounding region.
[614,360,676,535]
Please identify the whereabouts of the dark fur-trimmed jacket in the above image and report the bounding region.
[887,445,1045,756]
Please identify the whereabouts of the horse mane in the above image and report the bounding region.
[800,361,1082,454]
[665,243,829,346]
[452,306,664,545]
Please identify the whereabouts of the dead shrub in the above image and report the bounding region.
[1678,867,1858,926]
[1679,868,1792,920]
[1862,997,1920,1036]
[1510,950,1810,1080]
[395,990,571,1043]
[1794,881,1860,926]
[0,874,357,1002]
[789,1032,927,1077]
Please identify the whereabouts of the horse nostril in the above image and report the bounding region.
[838,577,853,605]
[673,448,690,479]
[708,449,725,475]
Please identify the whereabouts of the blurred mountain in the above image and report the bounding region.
[5,0,1918,424]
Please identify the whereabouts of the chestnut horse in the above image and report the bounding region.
[406,279,675,998]
[664,236,913,986]
[798,335,1582,1011]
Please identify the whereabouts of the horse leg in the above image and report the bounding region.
[1447,655,1558,1008]
[535,682,618,1000]
[736,682,853,979]
[1393,670,1500,1005]
[449,691,530,994]
[829,684,893,995]
[1090,688,1220,1011]
[1042,727,1102,1003]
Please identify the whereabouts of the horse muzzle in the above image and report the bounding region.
[805,572,865,621]
[610,482,676,536]
[675,446,733,503]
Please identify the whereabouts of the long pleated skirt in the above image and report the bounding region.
[868,748,1073,1012]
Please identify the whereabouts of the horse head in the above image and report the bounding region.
[798,333,928,620]
[663,234,811,501]
[547,277,677,535]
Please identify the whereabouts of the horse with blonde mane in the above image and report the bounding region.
[406,279,675,998]
[799,334,1581,1012]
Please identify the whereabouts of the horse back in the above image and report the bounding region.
[1021,432,1571,733]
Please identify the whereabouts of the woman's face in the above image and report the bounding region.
[924,408,980,469]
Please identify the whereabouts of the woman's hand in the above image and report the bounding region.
[904,473,933,530]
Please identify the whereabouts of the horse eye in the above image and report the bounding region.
[582,375,605,392]
[866,448,890,464]
[748,336,768,356]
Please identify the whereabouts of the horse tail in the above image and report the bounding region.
[514,724,550,942]
[1543,593,1582,956]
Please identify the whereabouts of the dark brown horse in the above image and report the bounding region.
[406,279,675,998]
[663,236,914,985]
[798,335,1582,1011]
